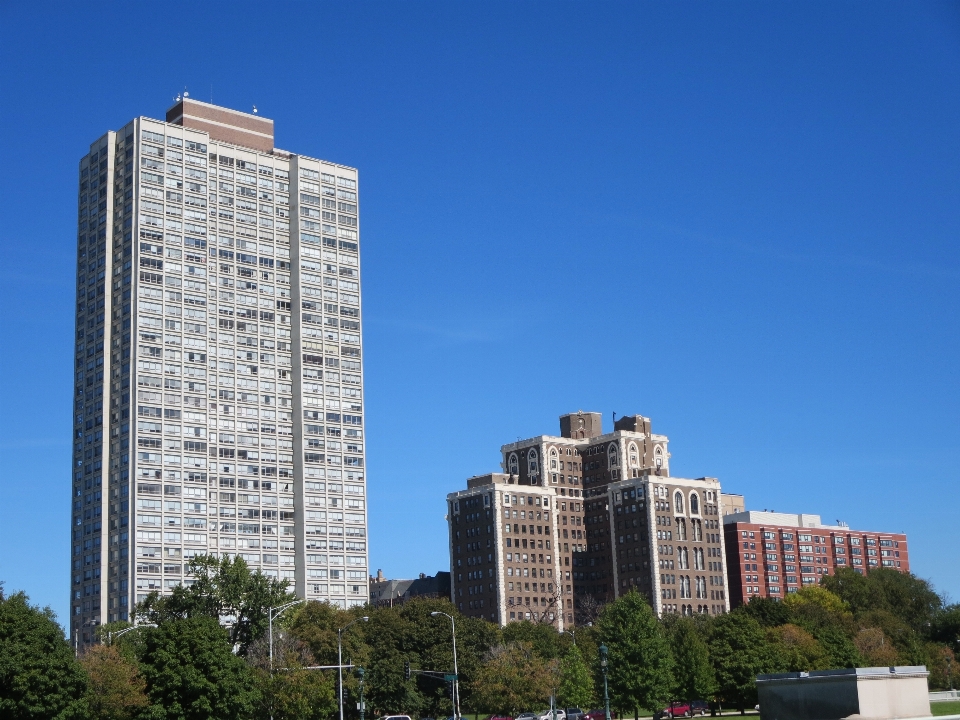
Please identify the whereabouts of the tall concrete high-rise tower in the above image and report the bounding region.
[71,99,367,649]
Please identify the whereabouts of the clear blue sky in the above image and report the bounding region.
[1,2,958,625]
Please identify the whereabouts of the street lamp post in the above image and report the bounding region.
[108,622,156,646]
[599,644,610,720]
[268,599,305,675]
[358,666,366,720]
[562,629,577,646]
[339,616,370,720]
[432,611,460,720]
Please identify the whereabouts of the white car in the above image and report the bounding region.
[539,710,566,720]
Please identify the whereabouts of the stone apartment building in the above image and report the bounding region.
[447,411,731,629]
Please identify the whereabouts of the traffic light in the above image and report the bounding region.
[404,661,411,681]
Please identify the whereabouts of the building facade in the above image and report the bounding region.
[447,411,730,628]
[722,510,910,608]
[606,475,729,617]
[71,99,368,649]
[369,570,451,607]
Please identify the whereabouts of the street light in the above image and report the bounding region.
[339,616,370,720]
[74,618,98,657]
[431,611,460,720]
[562,629,577,646]
[108,622,156,646]
[268,599,305,675]
[599,644,610,720]
[358,666,366,720]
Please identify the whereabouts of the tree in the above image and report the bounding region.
[765,624,830,672]
[246,632,336,720]
[669,618,716,704]
[741,596,790,628]
[137,554,295,655]
[557,645,594,709]
[782,586,848,615]
[853,627,898,667]
[470,642,557,715]
[503,620,564,660]
[79,644,149,720]
[813,626,862,669]
[708,612,771,713]
[0,588,87,720]
[931,604,960,654]
[595,591,674,714]
[821,568,942,635]
[137,616,259,720]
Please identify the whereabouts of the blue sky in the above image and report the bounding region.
[1,2,958,625]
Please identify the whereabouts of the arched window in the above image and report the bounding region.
[655,448,663,469]
[608,443,619,468]
[528,449,539,476]
[676,518,687,541]
[690,493,700,515]
[674,492,684,515]
[508,453,519,475]
[678,547,689,569]
[694,547,704,570]
[692,519,702,542]
[680,576,691,599]
[696,576,706,599]
[628,442,639,468]
[550,448,558,470]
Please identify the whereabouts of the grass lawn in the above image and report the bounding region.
[932,701,960,717]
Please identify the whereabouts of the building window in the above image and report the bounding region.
[508,453,518,475]
[690,493,700,515]
[674,492,684,515]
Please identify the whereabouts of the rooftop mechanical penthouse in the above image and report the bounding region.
[71,99,368,650]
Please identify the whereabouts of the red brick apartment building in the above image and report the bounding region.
[723,510,909,608]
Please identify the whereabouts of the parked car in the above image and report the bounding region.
[565,709,585,720]
[583,709,607,720]
[538,710,566,720]
[655,701,710,719]
[516,713,538,720]
[380,716,412,720]
[486,715,514,720]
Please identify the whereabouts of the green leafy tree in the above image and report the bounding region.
[932,604,960,654]
[137,555,295,655]
[669,618,716,703]
[470,642,557,715]
[821,568,942,636]
[79,644,149,720]
[246,632,337,720]
[813,626,862,669]
[595,590,674,715]
[741,596,790,628]
[503,620,564,660]
[557,644,594,709]
[708,612,771,713]
[137,616,259,720]
[765,624,830,672]
[0,588,87,720]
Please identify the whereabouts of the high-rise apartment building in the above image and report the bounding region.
[722,510,910,608]
[70,99,368,649]
[447,411,730,629]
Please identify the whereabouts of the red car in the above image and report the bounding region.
[583,710,607,720]
[657,702,709,718]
